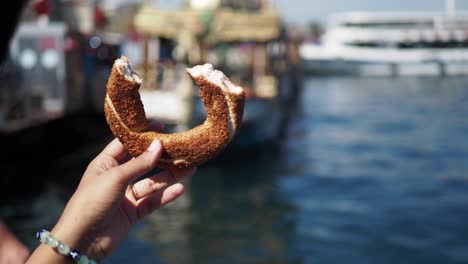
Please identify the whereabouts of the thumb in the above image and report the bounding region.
[111,140,163,185]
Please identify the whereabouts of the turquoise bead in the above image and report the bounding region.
[78,255,89,264]
[46,235,59,248]
[37,229,98,263]
[57,242,70,255]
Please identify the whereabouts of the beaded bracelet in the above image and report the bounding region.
[36,229,98,264]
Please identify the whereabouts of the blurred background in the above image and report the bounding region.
[1,0,468,263]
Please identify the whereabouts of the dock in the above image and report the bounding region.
[1,1,303,150]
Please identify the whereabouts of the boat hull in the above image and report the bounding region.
[191,95,283,149]
[303,59,468,77]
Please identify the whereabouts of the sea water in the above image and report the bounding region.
[3,76,468,264]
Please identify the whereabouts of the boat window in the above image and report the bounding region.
[345,40,468,49]
[341,21,433,29]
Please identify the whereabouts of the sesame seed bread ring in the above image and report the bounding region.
[104,56,245,169]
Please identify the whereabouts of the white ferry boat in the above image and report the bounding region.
[300,10,468,76]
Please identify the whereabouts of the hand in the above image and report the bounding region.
[27,138,196,263]
[0,221,30,264]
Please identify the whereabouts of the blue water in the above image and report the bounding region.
[275,77,468,264]
[3,76,468,263]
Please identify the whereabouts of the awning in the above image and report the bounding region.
[133,5,282,42]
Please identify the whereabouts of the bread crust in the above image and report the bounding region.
[104,56,245,169]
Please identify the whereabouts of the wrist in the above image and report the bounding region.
[51,223,104,262]
[35,229,100,264]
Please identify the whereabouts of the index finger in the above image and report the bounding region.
[98,138,128,161]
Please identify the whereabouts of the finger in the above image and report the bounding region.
[131,167,196,200]
[110,140,163,185]
[98,138,128,162]
[136,183,185,220]
[86,139,128,175]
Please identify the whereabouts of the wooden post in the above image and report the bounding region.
[143,35,150,89]
[264,43,270,74]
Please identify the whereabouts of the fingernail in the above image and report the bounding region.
[147,140,161,152]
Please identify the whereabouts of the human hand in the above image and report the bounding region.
[27,138,196,263]
[0,221,30,264]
